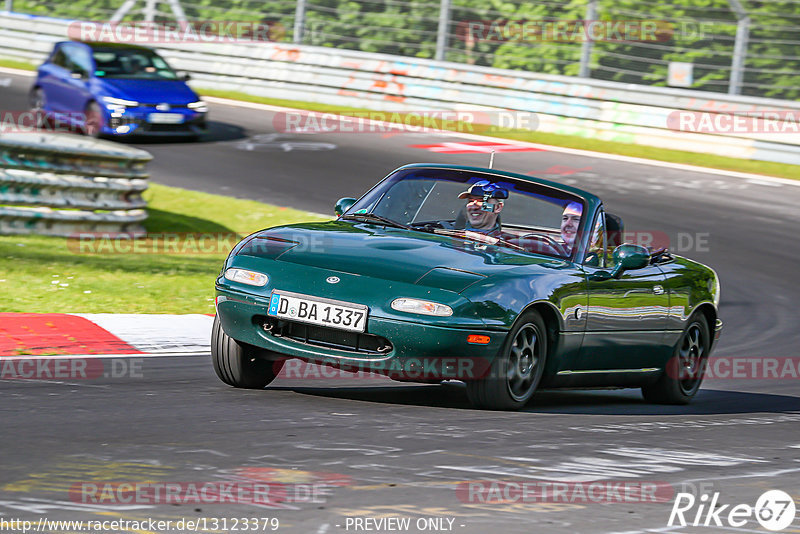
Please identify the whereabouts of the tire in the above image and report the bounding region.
[211,316,284,389]
[642,313,710,404]
[84,101,103,137]
[466,311,547,410]
[29,87,49,129]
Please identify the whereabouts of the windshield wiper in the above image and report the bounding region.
[340,213,410,230]
[430,228,526,252]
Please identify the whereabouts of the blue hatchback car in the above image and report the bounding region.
[30,41,208,138]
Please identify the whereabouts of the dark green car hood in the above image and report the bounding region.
[241,221,568,293]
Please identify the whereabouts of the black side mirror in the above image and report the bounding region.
[179,72,191,81]
[610,243,650,278]
[335,197,357,217]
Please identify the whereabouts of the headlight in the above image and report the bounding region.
[188,100,208,113]
[391,298,453,317]
[224,268,269,287]
[102,96,139,108]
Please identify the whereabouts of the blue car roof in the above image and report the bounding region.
[54,40,158,52]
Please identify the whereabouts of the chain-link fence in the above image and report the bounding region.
[9,0,800,100]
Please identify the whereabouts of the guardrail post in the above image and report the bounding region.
[294,0,307,44]
[111,0,185,23]
[166,0,187,23]
[143,0,156,22]
[727,0,750,95]
[730,19,750,94]
[435,0,451,61]
[579,0,597,78]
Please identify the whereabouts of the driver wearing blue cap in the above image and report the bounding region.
[457,180,509,237]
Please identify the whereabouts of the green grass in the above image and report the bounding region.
[0,57,36,71]
[0,184,328,313]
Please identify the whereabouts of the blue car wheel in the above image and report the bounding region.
[84,102,103,137]
[29,87,49,128]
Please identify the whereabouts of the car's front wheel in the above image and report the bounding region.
[211,316,284,389]
[466,310,547,410]
[84,101,103,137]
[642,313,710,404]
[30,87,49,128]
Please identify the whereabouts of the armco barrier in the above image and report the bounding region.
[0,132,151,236]
[1,12,799,165]
[0,169,147,210]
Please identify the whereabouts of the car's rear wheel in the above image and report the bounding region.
[211,316,284,389]
[642,313,710,404]
[466,310,547,410]
[84,102,103,137]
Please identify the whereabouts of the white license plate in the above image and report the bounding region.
[268,291,368,333]
[147,113,184,124]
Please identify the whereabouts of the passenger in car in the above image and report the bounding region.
[560,201,582,253]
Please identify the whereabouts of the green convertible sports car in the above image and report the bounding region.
[212,163,722,410]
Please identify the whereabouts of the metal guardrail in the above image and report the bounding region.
[0,132,151,237]
[0,12,798,166]
[0,132,151,178]
[0,170,147,210]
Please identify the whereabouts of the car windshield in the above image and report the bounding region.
[344,167,586,259]
[91,48,178,80]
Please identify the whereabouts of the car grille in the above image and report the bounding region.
[260,317,392,355]
[139,103,189,109]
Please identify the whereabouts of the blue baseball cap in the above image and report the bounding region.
[458,179,509,200]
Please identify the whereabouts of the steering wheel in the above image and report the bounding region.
[517,234,569,256]
[410,220,445,231]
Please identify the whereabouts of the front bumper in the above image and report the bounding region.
[101,107,207,136]
[216,289,506,381]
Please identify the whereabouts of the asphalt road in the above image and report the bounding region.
[2,70,800,533]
